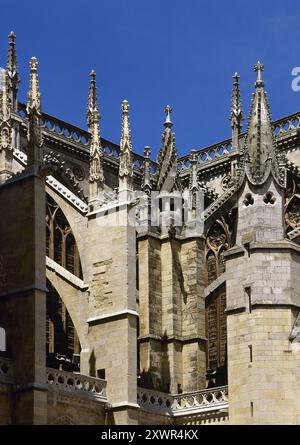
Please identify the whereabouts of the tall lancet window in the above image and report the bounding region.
[46,195,83,279]
[46,280,80,371]
[205,217,233,385]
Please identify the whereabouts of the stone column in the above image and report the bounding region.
[226,178,300,424]
[181,237,206,391]
[0,173,47,424]
[138,235,163,390]
[83,201,138,424]
[160,238,182,393]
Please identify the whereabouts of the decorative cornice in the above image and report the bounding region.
[87,309,139,325]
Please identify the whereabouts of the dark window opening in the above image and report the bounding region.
[97,369,106,380]
[249,345,253,363]
[245,286,252,313]
[46,195,83,279]
[46,280,81,372]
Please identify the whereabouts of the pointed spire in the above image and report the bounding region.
[119,100,133,193]
[244,62,284,185]
[86,70,99,129]
[230,72,243,151]
[142,146,152,194]
[0,69,13,182]
[87,71,104,209]
[189,150,199,191]
[27,57,41,114]
[0,70,10,122]
[6,31,19,112]
[26,57,43,172]
[157,105,178,192]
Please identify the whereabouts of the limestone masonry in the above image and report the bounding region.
[0,33,299,425]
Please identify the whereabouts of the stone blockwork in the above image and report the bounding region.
[226,177,300,424]
[138,234,206,394]
[47,392,106,425]
[82,203,138,424]
[0,173,47,424]
[3,34,300,425]
[227,308,300,424]
[0,385,13,424]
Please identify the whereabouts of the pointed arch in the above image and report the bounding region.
[46,279,81,371]
[46,186,88,279]
[46,194,83,279]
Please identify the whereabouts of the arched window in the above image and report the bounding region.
[205,288,227,386]
[54,229,63,266]
[46,195,82,279]
[205,217,233,385]
[46,280,80,371]
[205,219,231,285]
[46,226,50,258]
[66,234,76,275]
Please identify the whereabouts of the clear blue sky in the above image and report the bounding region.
[1,0,300,158]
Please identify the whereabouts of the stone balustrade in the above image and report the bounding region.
[46,368,107,401]
[137,385,228,417]
[171,386,228,416]
[16,103,300,177]
[178,111,300,169]
[137,387,174,415]
[17,103,158,176]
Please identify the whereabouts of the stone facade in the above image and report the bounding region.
[0,34,300,425]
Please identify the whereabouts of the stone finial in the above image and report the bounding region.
[119,100,133,173]
[157,105,178,193]
[230,72,243,128]
[0,70,10,123]
[120,100,132,151]
[142,145,152,193]
[254,61,264,87]
[87,70,100,129]
[0,69,13,183]
[119,100,133,185]
[230,72,243,151]
[164,105,173,128]
[189,149,199,191]
[6,31,19,112]
[243,62,285,186]
[26,57,43,171]
[86,71,104,207]
[27,57,41,114]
